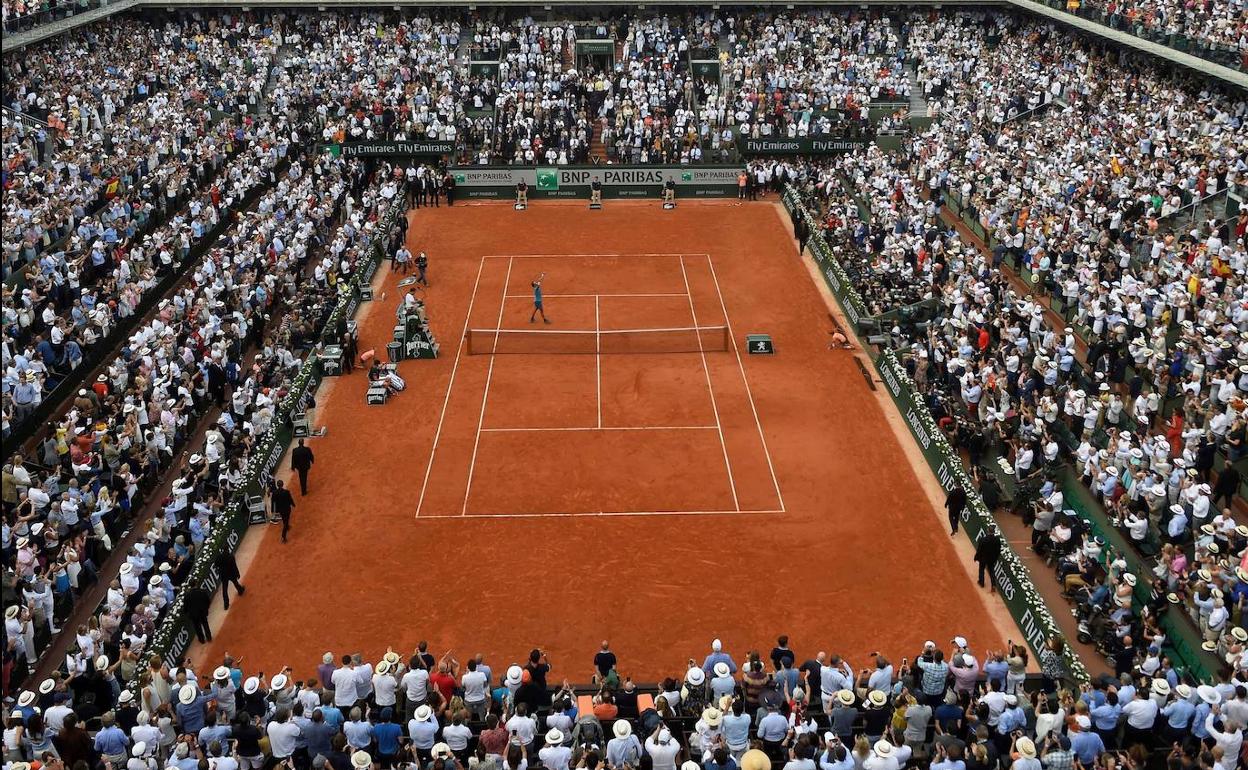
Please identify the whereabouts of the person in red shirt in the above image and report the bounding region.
[428,656,459,705]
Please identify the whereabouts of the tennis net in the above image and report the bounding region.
[466,325,730,355]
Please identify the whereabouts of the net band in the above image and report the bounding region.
[466,325,730,355]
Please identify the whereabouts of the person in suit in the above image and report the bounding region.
[184,585,213,643]
[214,550,245,610]
[272,480,296,543]
[974,528,1002,593]
[945,484,968,536]
[291,438,315,495]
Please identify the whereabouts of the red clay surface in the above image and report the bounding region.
[197,201,1008,680]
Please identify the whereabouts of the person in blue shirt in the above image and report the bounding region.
[529,276,551,324]
[93,712,130,762]
[373,708,403,767]
[1089,691,1121,749]
[1160,686,1197,744]
[1069,718,1104,765]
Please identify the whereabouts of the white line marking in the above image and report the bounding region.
[601,293,606,429]
[705,253,786,512]
[479,426,719,433]
[680,255,739,512]
[504,293,689,298]
[415,257,487,518]
[481,253,708,259]
[467,325,727,336]
[417,509,784,520]
[461,257,513,515]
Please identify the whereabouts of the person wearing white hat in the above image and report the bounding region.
[644,726,681,770]
[607,719,643,768]
[862,739,899,770]
[702,639,737,678]
[407,704,439,762]
[539,728,572,770]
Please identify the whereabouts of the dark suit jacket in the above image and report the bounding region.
[272,488,295,515]
[291,445,314,471]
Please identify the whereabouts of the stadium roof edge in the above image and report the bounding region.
[1,0,1245,88]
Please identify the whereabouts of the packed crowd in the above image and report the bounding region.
[724,11,906,141]
[1074,0,1247,61]
[782,8,1248,687]
[5,634,1248,770]
[1,0,94,34]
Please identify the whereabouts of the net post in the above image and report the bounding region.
[465,329,472,356]
[721,325,730,352]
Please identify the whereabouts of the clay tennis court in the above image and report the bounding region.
[195,200,1017,678]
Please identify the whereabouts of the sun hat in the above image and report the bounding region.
[376,661,390,675]
[836,689,855,706]
[38,678,56,695]
[414,705,433,722]
[244,677,260,695]
[132,742,147,758]
[613,720,633,738]
[96,654,110,670]
[682,763,700,770]
[873,741,893,758]
[1232,627,1248,642]
[1202,640,1219,652]
[867,690,887,707]
[658,728,672,744]
[350,751,372,769]
[119,690,135,704]
[740,751,771,770]
[505,665,523,687]
[271,674,288,691]
[383,651,401,665]
[713,661,731,678]
[1016,737,1037,759]
[1074,715,1091,729]
[1151,678,1170,696]
[686,667,706,686]
[545,729,564,745]
[5,606,19,620]
[213,666,230,681]
[17,691,35,707]
[702,707,723,727]
[1176,684,1192,700]
[179,686,197,705]
[1198,685,1222,705]
[433,744,453,760]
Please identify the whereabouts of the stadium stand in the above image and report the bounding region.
[4,6,1248,770]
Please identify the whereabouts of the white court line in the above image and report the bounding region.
[415,257,487,518]
[503,293,689,298]
[595,294,602,429]
[461,257,513,515]
[705,254,787,513]
[416,509,784,520]
[680,256,740,512]
[481,253,708,259]
[480,426,718,432]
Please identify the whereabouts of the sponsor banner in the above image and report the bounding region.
[451,165,742,199]
[742,137,869,156]
[333,141,456,158]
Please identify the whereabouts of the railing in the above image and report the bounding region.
[1,0,101,34]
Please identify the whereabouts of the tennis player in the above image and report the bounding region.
[516,180,529,207]
[529,274,551,324]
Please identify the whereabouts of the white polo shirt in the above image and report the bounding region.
[462,670,487,703]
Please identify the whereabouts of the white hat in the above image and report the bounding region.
[873,741,893,758]
[414,705,433,722]
[351,751,372,769]
[243,677,260,695]
[836,689,855,706]
[1176,684,1192,700]
[1151,678,1171,696]
[96,654,110,670]
[1198,685,1222,705]
[868,690,888,707]
[713,661,731,678]
[702,708,724,727]
[119,690,135,704]
[376,661,390,675]
[505,665,523,687]
[546,728,565,745]
[1123,573,1137,586]
[681,763,700,770]
[38,678,56,695]
[1075,715,1091,729]
[432,744,453,760]
[1017,738,1036,758]
[179,686,197,705]
[132,742,148,758]
[17,691,35,707]
[658,728,673,744]
[5,605,19,620]
[686,667,706,686]
[952,636,968,648]
[711,639,723,651]
[271,674,288,691]
[613,720,633,738]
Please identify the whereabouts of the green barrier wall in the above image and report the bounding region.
[784,186,1090,684]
